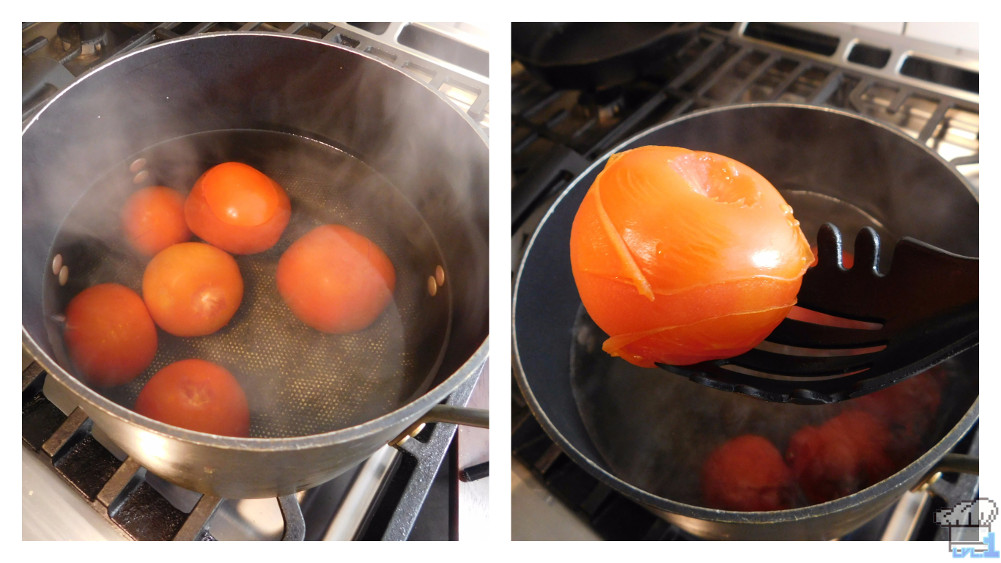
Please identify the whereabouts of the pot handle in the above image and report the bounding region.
[418,404,489,428]
[915,452,979,491]
[932,453,979,476]
[390,405,488,447]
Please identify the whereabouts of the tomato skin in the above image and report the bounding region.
[142,242,244,337]
[277,224,396,333]
[134,359,250,437]
[184,162,291,254]
[63,283,158,386]
[701,434,795,511]
[808,247,855,269]
[569,146,813,367]
[120,186,192,256]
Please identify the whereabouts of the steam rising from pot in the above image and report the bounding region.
[23,33,488,437]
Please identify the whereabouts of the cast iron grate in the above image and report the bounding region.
[511,23,979,232]
[22,22,489,127]
[23,362,477,540]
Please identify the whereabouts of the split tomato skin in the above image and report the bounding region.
[701,434,796,511]
[277,224,396,333]
[569,146,813,367]
[142,242,244,337]
[120,186,192,256]
[63,283,158,386]
[185,162,291,255]
[134,359,250,437]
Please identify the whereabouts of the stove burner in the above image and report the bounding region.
[572,88,626,125]
[57,23,109,58]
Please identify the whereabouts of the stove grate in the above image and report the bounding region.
[511,23,979,233]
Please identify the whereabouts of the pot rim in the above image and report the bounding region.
[512,101,979,526]
[22,30,489,452]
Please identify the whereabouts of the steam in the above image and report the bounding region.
[23,33,488,438]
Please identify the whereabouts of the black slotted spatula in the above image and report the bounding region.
[658,223,979,404]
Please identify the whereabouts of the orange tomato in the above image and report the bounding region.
[120,186,192,256]
[701,434,795,511]
[134,359,250,437]
[184,162,291,254]
[788,250,860,328]
[63,283,158,386]
[277,225,396,333]
[142,242,244,337]
[807,246,854,269]
[569,146,814,367]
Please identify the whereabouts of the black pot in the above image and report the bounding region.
[512,22,699,91]
[513,103,978,540]
[23,32,489,499]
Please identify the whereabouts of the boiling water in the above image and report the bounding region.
[43,129,452,437]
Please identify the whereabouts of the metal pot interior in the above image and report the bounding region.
[513,103,978,538]
[22,32,488,442]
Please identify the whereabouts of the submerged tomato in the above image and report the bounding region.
[185,162,291,254]
[142,242,244,337]
[701,434,795,511]
[120,186,192,256]
[569,146,814,367]
[134,359,250,437]
[277,224,396,333]
[851,367,946,462]
[64,283,158,386]
[785,410,896,505]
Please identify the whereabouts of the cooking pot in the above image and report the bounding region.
[22,32,488,500]
[513,103,978,540]
[511,22,699,91]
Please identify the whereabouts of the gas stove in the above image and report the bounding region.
[22,21,489,541]
[511,22,979,541]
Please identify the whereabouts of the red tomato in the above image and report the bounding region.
[184,162,291,254]
[142,242,244,337]
[134,359,250,437]
[851,367,946,462]
[120,186,192,256]
[785,410,896,504]
[570,146,814,367]
[701,434,795,511]
[63,283,158,386]
[277,224,396,333]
